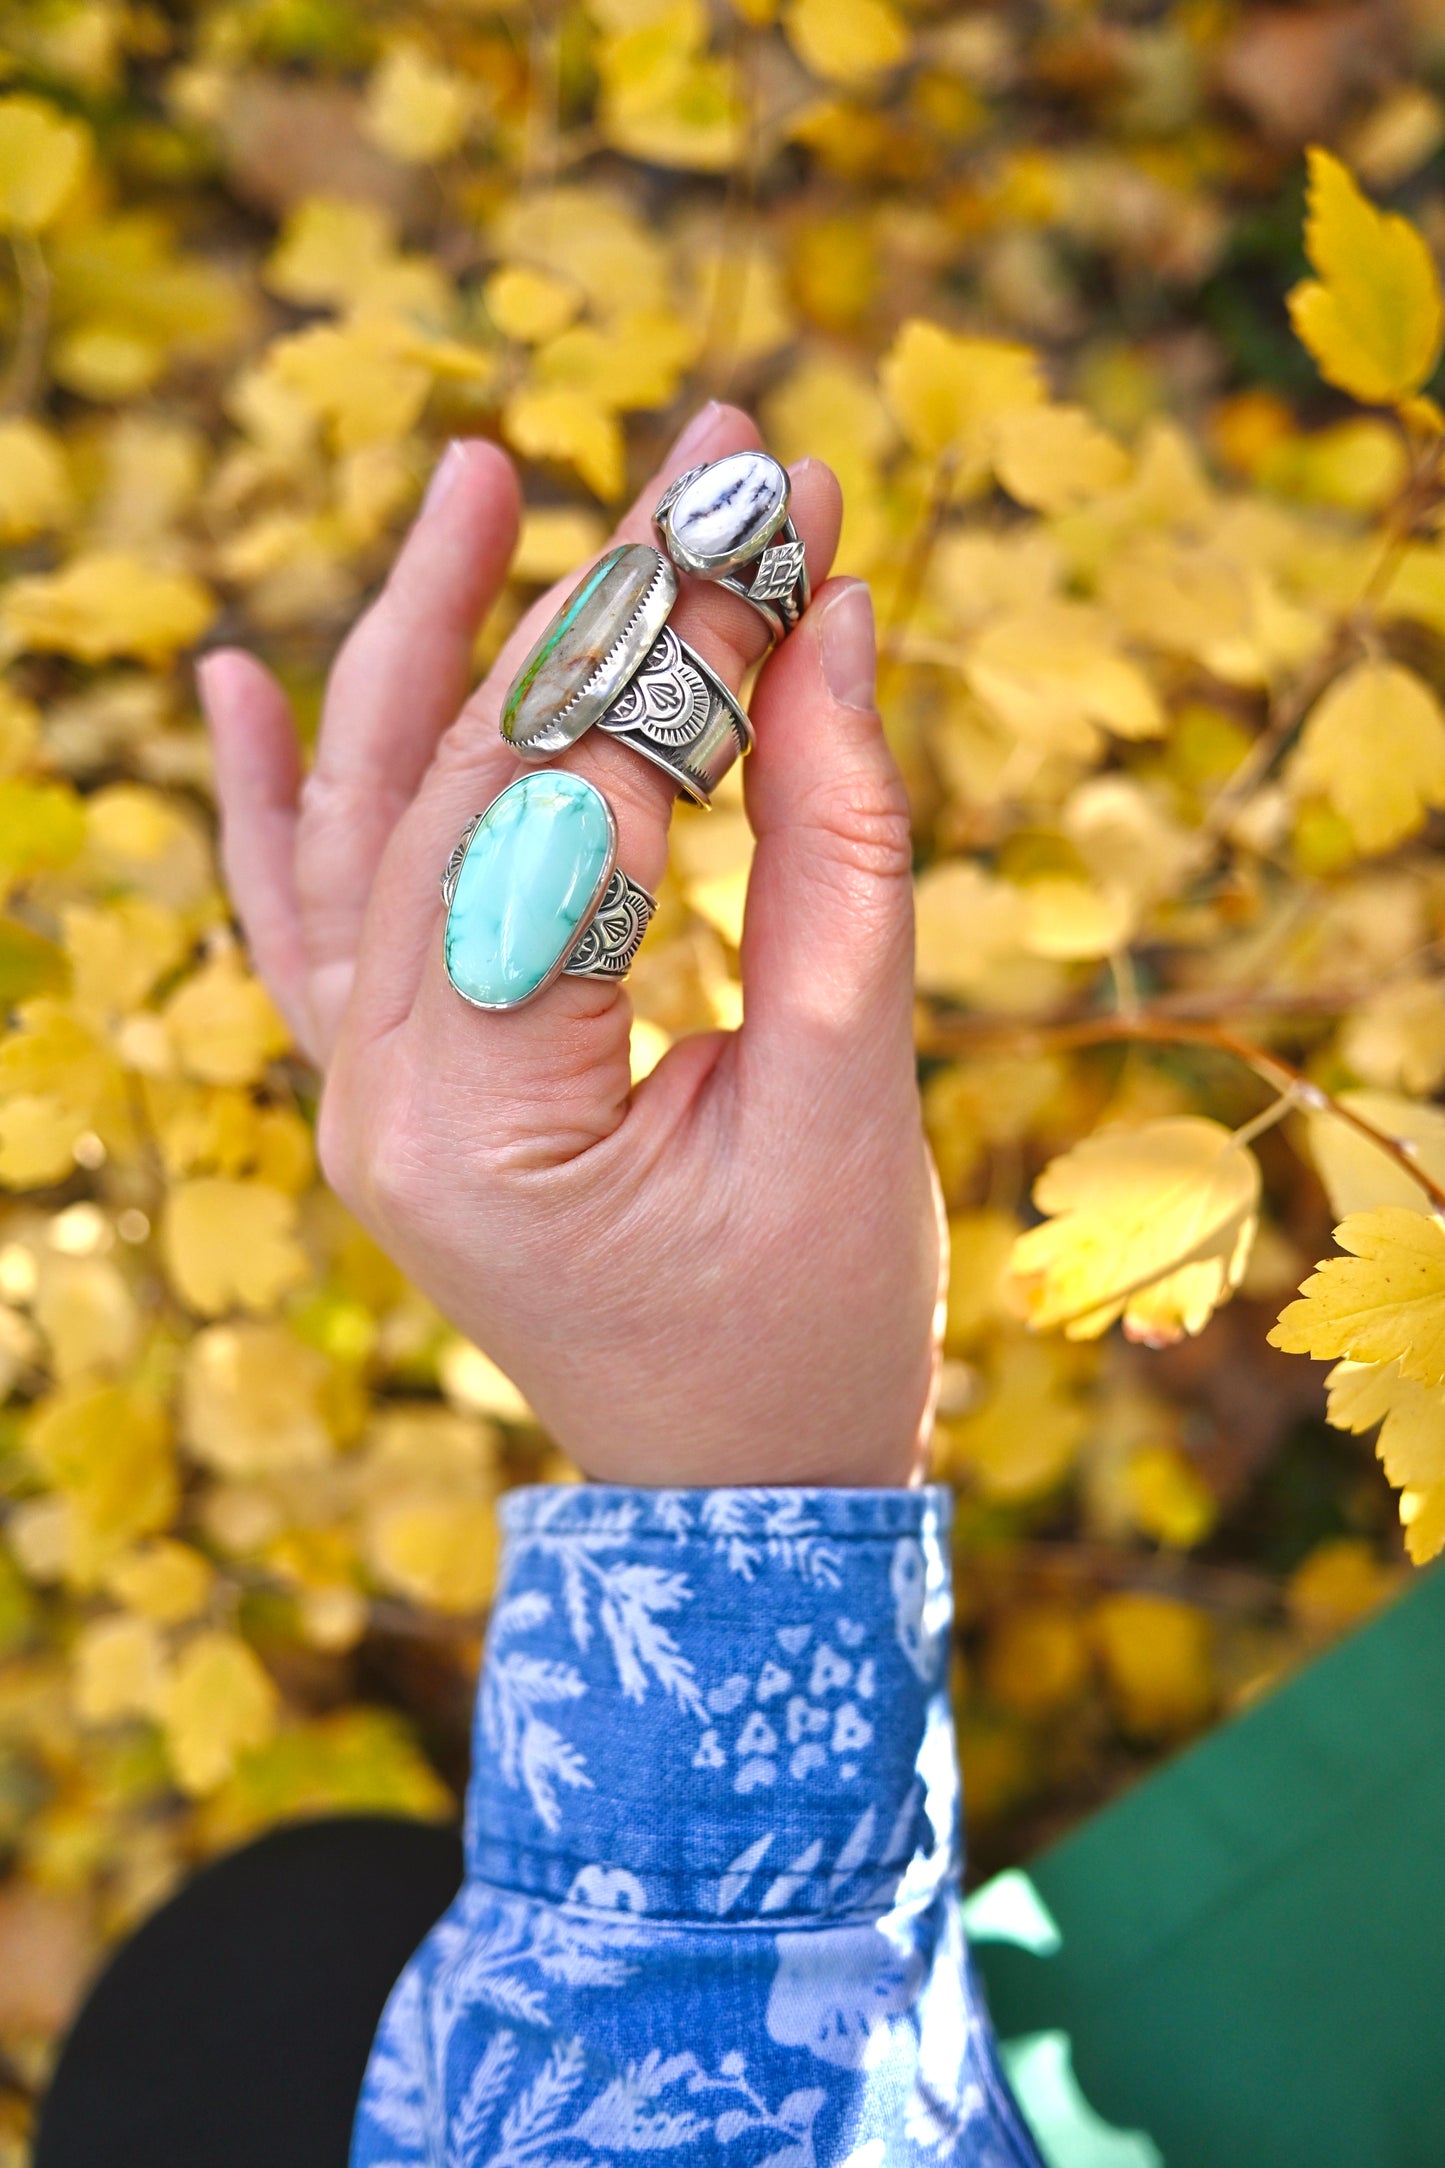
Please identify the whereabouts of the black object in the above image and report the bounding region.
[35,1814,463,2168]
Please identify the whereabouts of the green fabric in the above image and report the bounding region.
[973,1564,1445,2168]
[1002,2035,1163,2168]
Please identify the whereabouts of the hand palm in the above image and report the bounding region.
[200,405,940,1487]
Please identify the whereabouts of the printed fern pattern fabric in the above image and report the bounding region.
[350,1485,1045,2167]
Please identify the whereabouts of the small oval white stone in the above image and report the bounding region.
[667,452,788,574]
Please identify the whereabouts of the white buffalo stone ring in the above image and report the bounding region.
[500,541,751,807]
[654,450,810,643]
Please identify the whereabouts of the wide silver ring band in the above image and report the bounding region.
[596,623,752,807]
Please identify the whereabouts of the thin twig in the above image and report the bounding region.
[0,232,50,416]
[878,451,958,699]
[923,1008,1445,1213]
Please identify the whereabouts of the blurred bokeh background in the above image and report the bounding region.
[2,0,1445,2152]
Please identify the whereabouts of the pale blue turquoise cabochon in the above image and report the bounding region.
[443,771,615,1009]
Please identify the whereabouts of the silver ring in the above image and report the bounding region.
[596,622,751,807]
[501,544,678,759]
[441,772,655,1011]
[499,541,749,805]
[654,451,810,643]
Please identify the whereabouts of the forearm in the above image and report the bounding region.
[352,1483,1042,2168]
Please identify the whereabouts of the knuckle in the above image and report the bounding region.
[810,769,915,884]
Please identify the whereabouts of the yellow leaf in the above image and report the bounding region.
[512,507,607,584]
[160,1631,278,1795]
[0,420,72,541]
[485,264,584,345]
[0,999,131,1185]
[1288,660,1445,855]
[0,682,39,776]
[1287,1536,1397,1637]
[629,1017,671,1082]
[27,1382,175,1560]
[0,1096,86,1187]
[33,1256,138,1382]
[163,1178,310,1318]
[62,898,187,1022]
[163,951,289,1086]
[362,40,473,165]
[1093,1593,1214,1739]
[0,778,86,886]
[1017,876,1136,962]
[493,189,670,321]
[1,552,214,664]
[366,1493,500,1613]
[106,1541,214,1625]
[913,862,1063,1012]
[180,1321,334,1475]
[944,1209,1024,1348]
[438,1339,533,1423]
[1008,1117,1260,1342]
[267,320,432,455]
[532,310,701,414]
[73,1614,168,1723]
[0,97,89,232]
[1121,1445,1216,1549]
[1325,1357,1445,1562]
[880,319,1045,467]
[785,0,910,86]
[935,1335,1086,1500]
[198,1709,452,1848]
[1271,1206,1445,1386]
[266,197,397,309]
[964,604,1164,758]
[1305,1090,1445,1218]
[1341,978,1445,1097]
[83,785,214,908]
[992,404,1130,514]
[596,2,744,173]
[982,1604,1090,1719]
[1287,148,1444,406]
[502,386,625,500]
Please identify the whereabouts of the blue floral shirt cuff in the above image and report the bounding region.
[352,1485,1044,2168]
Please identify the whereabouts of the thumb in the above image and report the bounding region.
[739,578,917,1073]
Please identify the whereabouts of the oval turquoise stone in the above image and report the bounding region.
[443,772,614,1009]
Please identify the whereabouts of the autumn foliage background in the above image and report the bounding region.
[2,0,1445,2146]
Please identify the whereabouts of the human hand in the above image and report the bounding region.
[198,405,942,1489]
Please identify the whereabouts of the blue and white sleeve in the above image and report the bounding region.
[351,1483,1045,2168]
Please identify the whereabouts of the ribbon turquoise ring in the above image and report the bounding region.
[500,542,751,806]
[441,772,655,1010]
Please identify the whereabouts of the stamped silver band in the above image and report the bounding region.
[655,452,810,643]
[563,865,655,978]
[596,622,752,806]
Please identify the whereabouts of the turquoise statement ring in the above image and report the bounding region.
[499,541,750,807]
[441,772,655,1011]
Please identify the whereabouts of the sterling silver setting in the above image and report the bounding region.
[501,544,679,758]
[597,623,752,806]
[655,451,810,643]
[498,540,749,805]
[440,801,656,1004]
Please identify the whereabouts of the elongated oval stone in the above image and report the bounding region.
[444,772,615,1010]
[664,451,790,576]
[501,544,676,757]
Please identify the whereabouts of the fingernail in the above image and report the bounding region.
[820,581,877,712]
[421,439,468,515]
[669,401,724,463]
